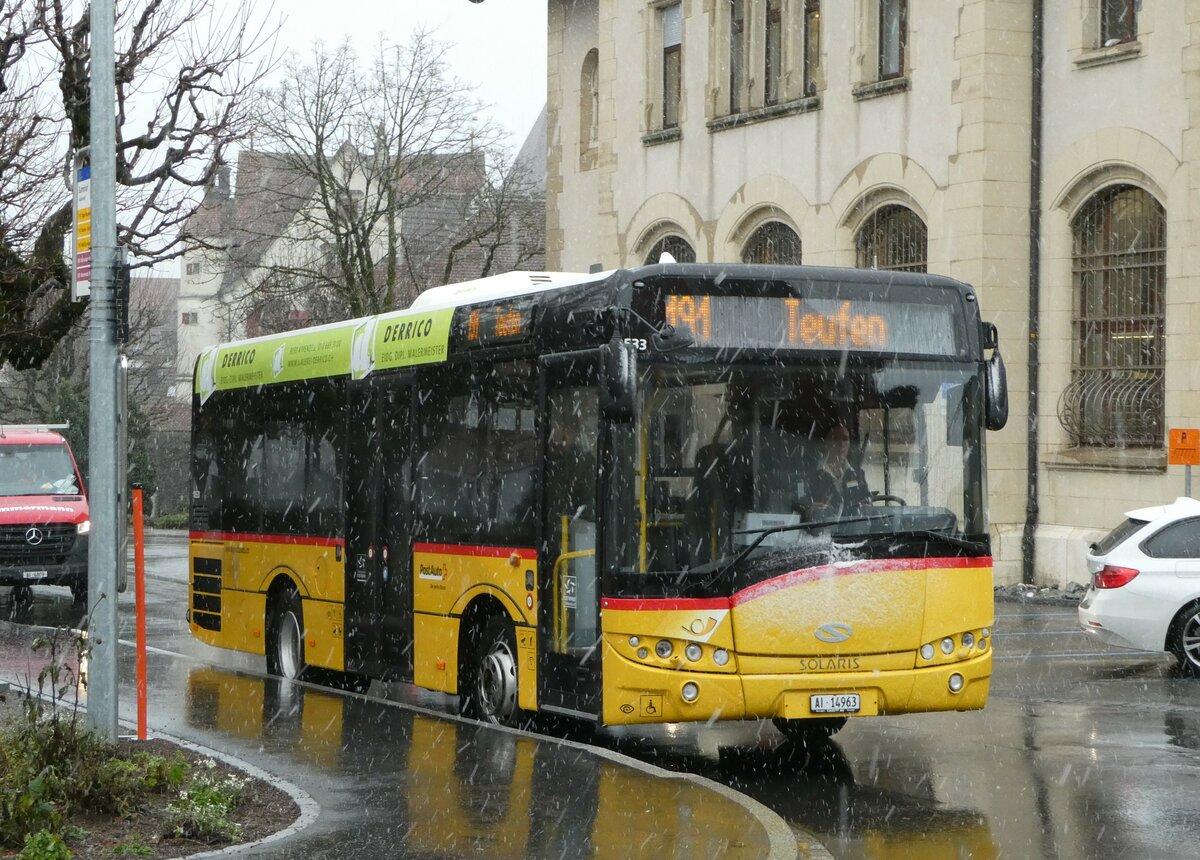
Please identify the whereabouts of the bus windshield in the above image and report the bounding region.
[624,361,985,576]
[0,444,81,496]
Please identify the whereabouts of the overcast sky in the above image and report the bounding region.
[249,1,548,148]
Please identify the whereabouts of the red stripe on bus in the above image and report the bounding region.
[601,597,731,612]
[188,531,344,548]
[732,556,993,607]
[413,542,538,560]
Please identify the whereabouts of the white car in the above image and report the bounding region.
[1078,496,1200,675]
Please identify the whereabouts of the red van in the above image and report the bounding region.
[0,425,89,603]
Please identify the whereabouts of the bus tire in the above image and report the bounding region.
[772,716,848,746]
[461,615,525,727]
[266,588,308,682]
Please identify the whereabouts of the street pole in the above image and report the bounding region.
[86,0,119,741]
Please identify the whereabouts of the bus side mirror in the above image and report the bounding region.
[985,340,1009,431]
[601,338,637,421]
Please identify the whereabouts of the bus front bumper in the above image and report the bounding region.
[600,642,991,726]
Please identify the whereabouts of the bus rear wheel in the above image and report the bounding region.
[462,615,525,727]
[267,589,308,682]
[773,716,848,746]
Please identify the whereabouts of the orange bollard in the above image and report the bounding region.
[132,485,147,741]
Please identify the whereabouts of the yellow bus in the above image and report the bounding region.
[188,263,1008,741]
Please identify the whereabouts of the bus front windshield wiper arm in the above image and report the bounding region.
[888,529,989,554]
[720,516,879,577]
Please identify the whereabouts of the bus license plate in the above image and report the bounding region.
[811,693,860,714]
[22,570,48,580]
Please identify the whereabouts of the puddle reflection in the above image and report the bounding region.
[184,666,773,859]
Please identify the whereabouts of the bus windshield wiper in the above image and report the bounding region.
[721,516,878,576]
[887,529,989,554]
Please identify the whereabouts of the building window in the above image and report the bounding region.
[1059,185,1165,449]
[1100,0,1137,46]
[185,262,201,276]
[741,221,802,265]
[181,311,199,325]
[662,3,683,129]
[764,0,783,105]
[645,234,697,265]
[580,49,600,155]
[803,0,821,96]
[855,205,927,272]
[729,0,746,113]
[878,0,906,80]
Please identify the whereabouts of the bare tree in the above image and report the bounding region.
[0,0,275,372]
[224,31,540,330]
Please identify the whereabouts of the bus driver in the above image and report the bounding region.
[809,424,870,519]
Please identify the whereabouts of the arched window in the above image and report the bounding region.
[579,49,599,155]
[740,221,801,265]
[1058,184,1165,448]
[644,234,696,264]
[855,204,927,272]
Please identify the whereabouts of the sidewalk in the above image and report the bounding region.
[0,619,806,860]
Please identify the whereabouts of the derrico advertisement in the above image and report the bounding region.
[195,308,454,401]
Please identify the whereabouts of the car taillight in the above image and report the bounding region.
[1094,565,1139,589]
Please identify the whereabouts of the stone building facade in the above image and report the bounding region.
[546,0,1200,585]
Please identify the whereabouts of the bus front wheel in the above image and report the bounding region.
[773,716,847,746]
[461,615,525,727]
[267,589,308,682]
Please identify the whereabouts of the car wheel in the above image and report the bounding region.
[267,588,308,682]
[1169,599,1200,677]
[461,615,525,726]
[772,716,848,746]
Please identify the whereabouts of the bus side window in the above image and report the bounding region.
[415,372,488,541]
[306,380,345,536]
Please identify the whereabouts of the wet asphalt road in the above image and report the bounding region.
[4,533,1200,859]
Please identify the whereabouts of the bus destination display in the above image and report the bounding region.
[663,295,960,356]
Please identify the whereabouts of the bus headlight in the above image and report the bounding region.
[948,673,965,693]
[713,648,730,666]
[628,636,640,648]
[655,639,673,659]
[920,643,935,660]
[940,637,954,655]
[684,643,702,662]
[961,632,975,649]
[681,682,699,703]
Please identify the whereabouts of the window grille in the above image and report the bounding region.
[645,235,697,265]
[855,204,927,272]
[1058,184,1165,448]
[741,221,801,265]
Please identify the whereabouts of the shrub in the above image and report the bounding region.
[162,763,247,844]
[151,512,189,530]
[19,829,72,860]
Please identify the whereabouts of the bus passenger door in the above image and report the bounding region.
[539,360,602,714]
[344,383,380,674]
[345,377,414,678]
[377,380,414,675]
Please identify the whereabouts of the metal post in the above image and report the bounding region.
[86,0,119,741]
[132,485,147,741]
[1187,466,1193,499]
